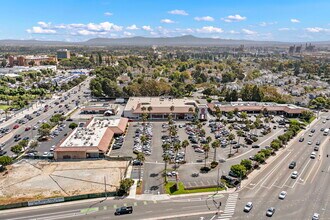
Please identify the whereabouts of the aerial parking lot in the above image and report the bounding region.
[110,111,292,194]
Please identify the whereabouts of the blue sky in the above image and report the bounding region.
[1,0,329,42]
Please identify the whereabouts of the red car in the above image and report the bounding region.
[13,124,19,129]
[25,127,31,131]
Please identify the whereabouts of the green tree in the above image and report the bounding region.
[11,145,23,154]
[254,152,266,164]
[240,159,252,170]
[230,164,247,178]
[69,122,78,130]
[29,140,39,151]
[0,156,13,166]
[211,140,220,162]
[202,144,210,168]
[181,140,189,161]
[136,153,145,182]
[118,178,134,195]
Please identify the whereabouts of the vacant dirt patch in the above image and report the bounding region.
[0,159,129,205]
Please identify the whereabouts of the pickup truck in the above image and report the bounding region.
[114,206,133,215]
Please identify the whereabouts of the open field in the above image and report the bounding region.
[0,159,129,205]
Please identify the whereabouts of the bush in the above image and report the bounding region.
[0,156,13,166]
[200,166,211,173]
[118,178,134,196]
[210,161,219,168]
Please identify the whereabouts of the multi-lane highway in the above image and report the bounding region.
[0,77,92,156]
[230,114,330,220]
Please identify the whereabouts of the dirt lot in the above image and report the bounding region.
[0,159,129,205]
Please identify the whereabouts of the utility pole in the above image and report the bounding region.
[104,176,107,200]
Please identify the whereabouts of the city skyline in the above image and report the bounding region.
[0,0,330,42]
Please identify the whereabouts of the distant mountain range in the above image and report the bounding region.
[0,35,329,47]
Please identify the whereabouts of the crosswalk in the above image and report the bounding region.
[217,193,239,219]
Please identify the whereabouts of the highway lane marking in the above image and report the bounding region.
[310,137,330,183]
[299,159,318,185]
[144,210,220,220]
[287,159,311,189]
[248,150,292,190]
[2,209,82,220]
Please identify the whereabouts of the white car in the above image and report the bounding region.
[308,140,313,145]
[278,191,287,199]
[291,171,298,179]
[322,120,326,123]
[310,152,316,159]
[309,133,313,137]
[312,213,319,220]
[43,152,49,157]
[244,202,253,212]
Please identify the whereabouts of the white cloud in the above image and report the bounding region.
[305,27,330,33]
[104,12,113,16]
[259,21,277,27]
[142,25,152,31]
[26,26,56,34]
[194,16,214,22]
[161,19,175,24]
[126,24,139,30]
[228,30,239,34]
[278,27,291,31]
[290,19,300,23]
[86,22,122,32]
[37,21,51,28]
[242,29,257,35]
[123,31,133,37]
[168,9,188,16]
[196,26,223,33]
[77,30,98,36]
[222,14,246,23]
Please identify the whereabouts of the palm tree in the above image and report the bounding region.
[206,136,212,144]
[181,140,189,162]
[228,133,236,156]
[140,134,147,145]
[136,153,145,182]
[202,144,210,167]
[211,140,220,162]
[163,154,171,183]
[147,106,153,121]
[170,105,175,120]
[173,142,181,169]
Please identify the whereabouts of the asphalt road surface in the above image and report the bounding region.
[0,77,92,156]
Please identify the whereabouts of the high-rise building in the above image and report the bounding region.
[57,49,71,60]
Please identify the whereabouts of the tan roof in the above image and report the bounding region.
[109,117,128,134]
[55,128,113,153]
[208,103,305,114]
[133,104,195,114]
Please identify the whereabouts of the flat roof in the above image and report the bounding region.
[125,97,196,114]
[56,117,128,153]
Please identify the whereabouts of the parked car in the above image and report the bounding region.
[132,159,143,166]
[278,191,287,199]
[13,124,19,129]
[312,213,320,220]
[266,207,276,217]
[252,145,260,148]
[299,137,304,142]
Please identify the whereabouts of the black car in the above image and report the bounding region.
[0,151,7,156]
[299,137,304,142]
[252,145,260,148]
[132,160,143,166]
[115,206,133,215]
[289,161,296,169]
[311,129,316,133]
